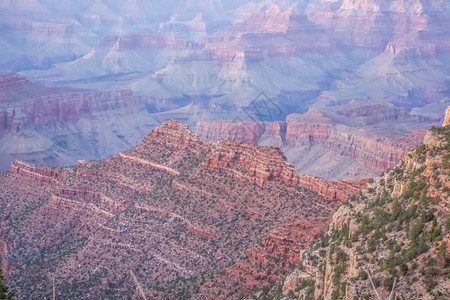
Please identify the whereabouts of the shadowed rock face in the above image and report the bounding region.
[0,120,365,299]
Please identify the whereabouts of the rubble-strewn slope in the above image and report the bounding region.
[0,120,364,299]
[256,109,450,299]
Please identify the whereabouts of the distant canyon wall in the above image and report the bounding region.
[194,107,427,180]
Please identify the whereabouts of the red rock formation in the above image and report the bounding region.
[203,140,299,188]
[324,129,426,172]
[195,107,425,180]
[10,160,64,184]
[144,120,208,154]
[0,120,352,299]
[203,138,365,201]
[118,153,180,175]
[54,188,126,212]
[262,218,330,264]
[298,175,368,202]
[1,89,138,132]
[285,108,334,146]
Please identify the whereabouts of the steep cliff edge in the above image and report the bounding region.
[257,107,450,299]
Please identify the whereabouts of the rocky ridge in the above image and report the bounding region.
[256,106,450,299]
[202,139,366,201]
[0,120,366,299]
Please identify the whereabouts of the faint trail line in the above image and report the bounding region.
[130,270,147,300]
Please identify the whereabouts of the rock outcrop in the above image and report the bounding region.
[10,160,64,184]
[203,138,366,201]
[443,105,450,126]
[203,141,299,188]
[298,175,368,202]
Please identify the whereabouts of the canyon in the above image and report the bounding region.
[0,1,449,180]
[0,73,180,170]
[0,1,449,298]
[0,73,438,181]
[0,120,366,299]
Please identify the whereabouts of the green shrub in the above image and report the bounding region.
[399,263,408,275]
[383,277,395,292]
[359,270,368,280]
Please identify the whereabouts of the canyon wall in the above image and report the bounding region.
[0,74,163,170]
[195,106,426,181]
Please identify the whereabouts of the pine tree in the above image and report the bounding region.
[0,268,14,300]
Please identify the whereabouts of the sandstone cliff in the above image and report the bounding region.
[202,138,366,201]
